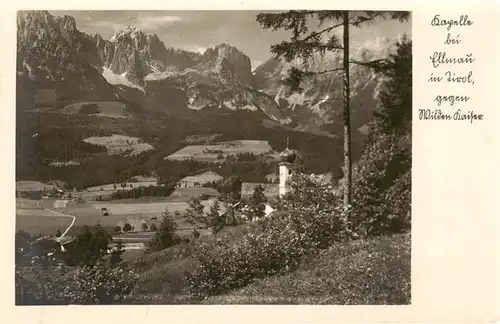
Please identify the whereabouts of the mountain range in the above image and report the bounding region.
[17,10,404,139]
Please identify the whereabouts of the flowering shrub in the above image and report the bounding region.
[16,263,138,305]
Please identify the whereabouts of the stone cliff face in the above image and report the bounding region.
[253,36,398,136]
[199,43,255,86]
[16,10,402,137]
[17,11,116,102]
[105,26,169,83]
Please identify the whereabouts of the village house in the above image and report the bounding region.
[177,171,223,188]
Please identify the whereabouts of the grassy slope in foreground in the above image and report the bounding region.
[131,233,410,304]
[204,234,411,305]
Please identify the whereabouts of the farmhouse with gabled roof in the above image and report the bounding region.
[177,171,223,188]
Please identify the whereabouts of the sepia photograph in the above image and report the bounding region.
[15,10,412,305]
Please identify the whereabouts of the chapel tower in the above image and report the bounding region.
[278,136,300,198]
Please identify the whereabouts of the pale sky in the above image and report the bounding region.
[50,10,412,69]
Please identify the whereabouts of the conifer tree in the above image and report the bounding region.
[188,197,204,215]
[149,207,180,251]
[208,199,225,233]
[249,185,266,219]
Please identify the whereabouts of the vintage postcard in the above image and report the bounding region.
[1,0,499,323]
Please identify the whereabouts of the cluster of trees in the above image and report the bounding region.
[15,231,59,266]
[187,181,269,235]
[110,183,177,200]
[78,103,100,115]
[65,224,113,266]
[115,221,151,234]
[15,223,125,268]
[225,152,259,162]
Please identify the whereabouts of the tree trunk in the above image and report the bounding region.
[342,11,352,208]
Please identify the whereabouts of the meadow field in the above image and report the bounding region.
[83,134,154,156]
[165,140,279,162]
[16,196,222,237]
[60,101,129,119]
[16,208,73,236]
[16,181,57,192]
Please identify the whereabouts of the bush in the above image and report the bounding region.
[204,234,410,305]
[109,241,125,265]
[122,223,133,232]
[111,183,177,200]
[186,175,351,298]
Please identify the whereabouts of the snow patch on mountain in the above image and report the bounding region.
[187,96,211,110]
[102,67,145,92]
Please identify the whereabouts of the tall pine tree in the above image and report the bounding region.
[256,10,410,208]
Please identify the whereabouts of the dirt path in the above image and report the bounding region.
[43,208,76,241]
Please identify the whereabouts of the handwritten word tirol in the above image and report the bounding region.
[445,71,475,85]
[434,94,470,106]
[431,15,473,31]
[429,52,475,68]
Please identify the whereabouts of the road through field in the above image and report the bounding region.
[43,208,76,241]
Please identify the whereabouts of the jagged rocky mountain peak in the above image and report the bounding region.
[110,25,152,43]
[17,10,80,46]
[16,10,405,137]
